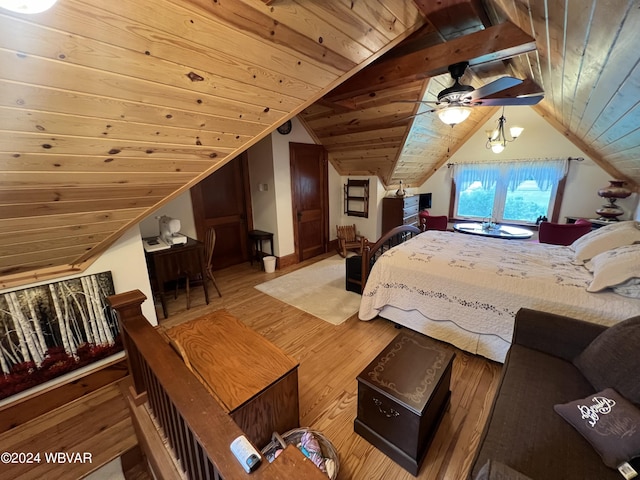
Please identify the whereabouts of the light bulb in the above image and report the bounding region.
[437,106,471,126]
[490,142,505,154]
[0,0,57,13]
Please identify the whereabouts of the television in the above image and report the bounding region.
[419,193,432,210]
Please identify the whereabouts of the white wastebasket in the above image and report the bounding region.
[263,256,276,273]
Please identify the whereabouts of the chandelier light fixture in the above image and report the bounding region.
[0,0,57,14]
[485,109,523,153]
[437,106,471,126]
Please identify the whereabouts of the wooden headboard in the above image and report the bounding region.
[360,225,422,292]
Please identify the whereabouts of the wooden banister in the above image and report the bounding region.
[108,290,325,480]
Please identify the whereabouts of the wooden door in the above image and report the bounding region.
[290,143,328,261]
[191,154,252,269]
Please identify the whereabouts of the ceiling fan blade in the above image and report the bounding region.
[391,108,437,123]
[474,95,544,107]
[465,76,523,101]
[393,99,440,105]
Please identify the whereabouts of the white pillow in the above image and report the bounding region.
[586,243,640,292]
[571,221,640,264]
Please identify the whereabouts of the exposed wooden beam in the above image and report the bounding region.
[413,0,491,40]
[325,21,536,103]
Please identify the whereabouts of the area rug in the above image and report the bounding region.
[255,255,361,325]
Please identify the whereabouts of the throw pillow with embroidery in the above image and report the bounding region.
[554,388,640,469]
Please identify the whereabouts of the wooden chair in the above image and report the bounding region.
[175,227,221,309]
[204,227,222,297]
[337,224,365,257]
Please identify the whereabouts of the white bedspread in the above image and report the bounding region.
[359,231,639,362]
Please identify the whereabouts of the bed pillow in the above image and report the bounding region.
[612,278,640,298]
[554,388,640,469]
[570,221,640,264]
[474,459,533,480]
[573,315,640,405]
[585,244,640,292]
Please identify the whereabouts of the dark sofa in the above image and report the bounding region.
[469,307,640,480]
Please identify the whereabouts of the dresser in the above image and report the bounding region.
[382,196,419,233]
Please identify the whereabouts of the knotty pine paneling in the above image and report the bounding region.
[0,220,129,245]
[0,185,179,204]
[0,110,254,151]
[0,0,425,285]
[0,197,163,219]
[0,82,267,136]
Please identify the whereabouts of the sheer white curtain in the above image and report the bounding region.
[452,163,501,190]
[453,159,568,190]
[506,159,567,191]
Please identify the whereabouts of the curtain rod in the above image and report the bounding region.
[446,157,583,168]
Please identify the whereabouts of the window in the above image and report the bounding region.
[453,160,567,224]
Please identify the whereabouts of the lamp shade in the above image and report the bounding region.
[437,106,471,126]
[0,0,57,13]
[490,141,505,154]
[509,126,524,138]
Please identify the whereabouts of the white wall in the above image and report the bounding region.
[247,134,280,252]
[248,116,345,256]
[418,107,638,221]
[138,191,197,240]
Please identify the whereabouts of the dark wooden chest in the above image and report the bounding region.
[354,330,455,475]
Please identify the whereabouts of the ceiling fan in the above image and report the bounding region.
[396,61,544,125]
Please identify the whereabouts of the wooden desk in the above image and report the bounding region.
[166,310,300,448]
[145,237,209,319]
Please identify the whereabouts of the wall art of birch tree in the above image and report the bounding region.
[0,271,120,400]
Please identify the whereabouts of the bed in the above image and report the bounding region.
[359,224,640,363]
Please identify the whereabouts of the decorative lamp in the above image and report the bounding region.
[0,0,57,13]
[437,106,471,126]
[485,108,523,154]
[596,180,632,221]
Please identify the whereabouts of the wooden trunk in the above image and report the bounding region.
[354,330,454,475]
[166,309,300,448]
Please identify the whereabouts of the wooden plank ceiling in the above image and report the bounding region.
[301,0,640,192]
[1,0,640,286]
[0,0,424,287]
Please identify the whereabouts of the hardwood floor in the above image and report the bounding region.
[156,253,502,480]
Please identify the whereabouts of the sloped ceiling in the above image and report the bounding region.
[0,0,424,287]
[1,0,639,288]
[301,0,640,193]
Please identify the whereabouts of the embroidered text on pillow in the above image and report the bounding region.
[578,395,616,427]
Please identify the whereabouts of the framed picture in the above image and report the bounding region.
[0,271,121,401]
